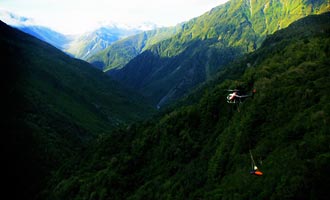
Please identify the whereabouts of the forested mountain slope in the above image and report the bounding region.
[42,12,330,200]
[87,25,183,70]
[1,21,154,199]
[64,24,158,61]
[107,0,328,107]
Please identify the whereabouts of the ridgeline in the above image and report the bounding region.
[96,0,328,107]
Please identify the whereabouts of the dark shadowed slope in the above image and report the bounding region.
[1,21,155,200]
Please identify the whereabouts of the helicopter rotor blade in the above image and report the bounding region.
[237,95,251,98]
[225,89,240,92]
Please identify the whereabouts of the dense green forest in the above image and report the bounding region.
[1,21,154,200]
[40,13,330,200]
[102,0,328,107]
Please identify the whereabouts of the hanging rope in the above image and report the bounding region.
[249,150,263,176]
[249,149,257,169]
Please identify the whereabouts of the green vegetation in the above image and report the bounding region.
[87,26,183,70]
[65,27,146,61]
[1,21,155,200]
[41,13,330,200]
[103,0,328,107]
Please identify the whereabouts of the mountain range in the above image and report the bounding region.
[0,10,157,60]
[2,0,330,199]
[87,24,184,70]
[65,22,158,61]
[40,12,330,200]
[92,0,328,108]
[0,10,72,49]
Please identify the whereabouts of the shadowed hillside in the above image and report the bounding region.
[1,21,155,199]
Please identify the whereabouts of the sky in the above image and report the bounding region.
[0,0,229,34]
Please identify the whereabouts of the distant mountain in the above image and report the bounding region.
[42,12,330,200]
[0,10,159,60]
[87,25,183,70]
[19,25,73,49]
[102,0,328,107]
[1,20,155,199]
[65,22,158,62]
[0,10,72,49]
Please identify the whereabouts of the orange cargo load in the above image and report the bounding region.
[254,170,263,176]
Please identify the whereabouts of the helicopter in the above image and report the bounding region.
[226,88,256,104]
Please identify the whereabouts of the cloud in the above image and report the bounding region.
[1,0,229,34]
